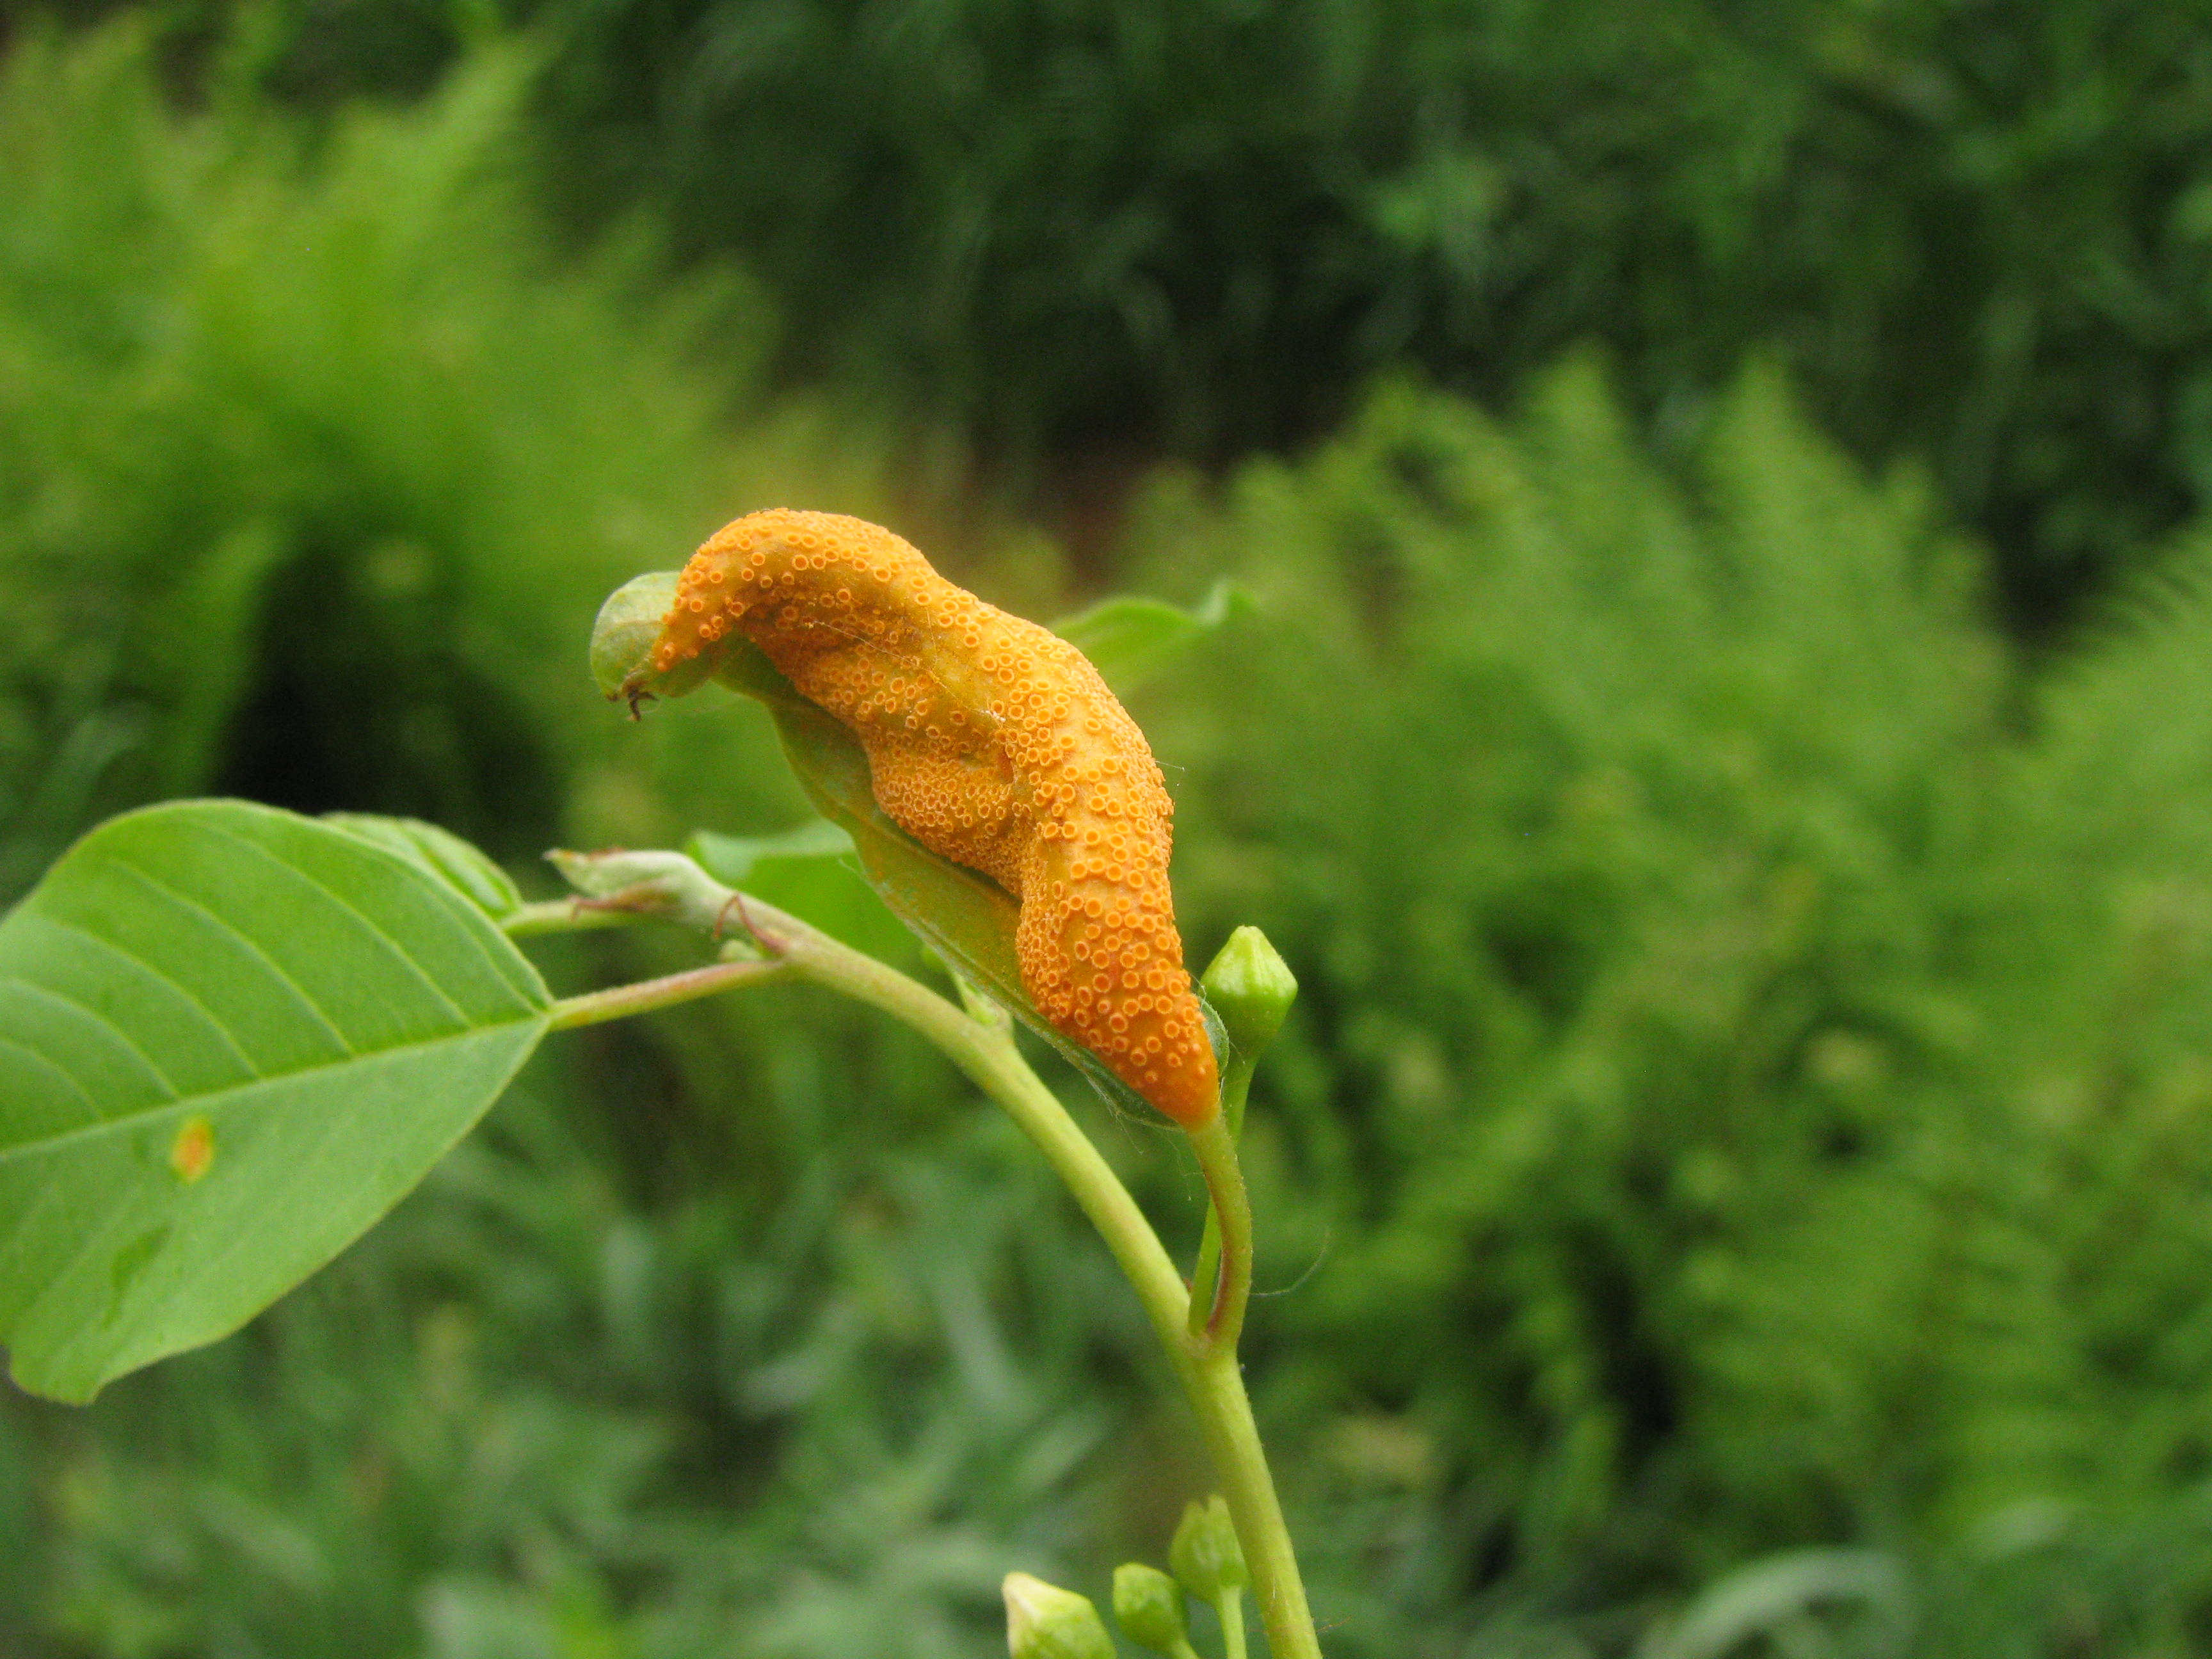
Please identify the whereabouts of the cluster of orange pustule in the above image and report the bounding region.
[652,508,1219,1126]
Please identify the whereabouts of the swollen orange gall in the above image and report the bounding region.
[652,509,1220,1126]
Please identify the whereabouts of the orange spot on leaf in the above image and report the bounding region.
[170,1116,216,1185]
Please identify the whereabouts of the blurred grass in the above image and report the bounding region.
[13,10,2212,1659]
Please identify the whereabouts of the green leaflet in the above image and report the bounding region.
[323,812,525,920]
[0,800,550,1400]
[1050,580,1250,695]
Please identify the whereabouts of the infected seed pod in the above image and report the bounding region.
[639,509,1220,1126]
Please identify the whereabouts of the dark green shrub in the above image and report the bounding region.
[0,18,806,894]
[113,0,2212,623]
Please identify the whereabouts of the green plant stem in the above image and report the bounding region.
[838,959,1304,1655]
[1187,1048,1257,1341]
[502,898,639,936]
[1183,1347,1310,1659]
[539,848,1323,1659]
[1185,1112,1253,1349]
[787,926,1197,1349]
[1219,1587,1249,1659]
[547,958,787,1029]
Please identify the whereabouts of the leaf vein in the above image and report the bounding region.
[0,1012,545,1168]
[28,913,262,1078]
[0,974,180,1100]
[317,817,547,1006]
[197,823,477,1025]
[102,858,357,1057]
[0,1033,104,1127]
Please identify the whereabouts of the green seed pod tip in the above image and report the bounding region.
[1200,926,1297,1061]
[1168,1495,1249,1603]
[1113,1562,1189,1652]
[1003,1572,1115,1659]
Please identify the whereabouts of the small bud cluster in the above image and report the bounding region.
[1004,1494,1248,1659]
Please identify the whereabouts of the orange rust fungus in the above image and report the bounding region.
[652,508,1219,1126]
[169,1115,216,1185]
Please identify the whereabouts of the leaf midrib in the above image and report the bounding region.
[0,804,553,1135]
[0,1009,550,1167]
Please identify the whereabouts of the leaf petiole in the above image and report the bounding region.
[547,958,789,1030]
[501,897,643,936]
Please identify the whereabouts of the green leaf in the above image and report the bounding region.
[323,813,525,920]
[0,800,551,1401]
[685,820,922,970]
[1050,581,1250,695]
[703,640,1224,1123]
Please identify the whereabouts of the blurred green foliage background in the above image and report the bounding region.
[10,3,2212,1655]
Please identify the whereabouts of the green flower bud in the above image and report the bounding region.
[590,572,712,706]
[1168,1495,1248,1604]
[1112,1562,1189,1653]
[1002,1572,1115,1659]
[1199,926,1297,1062]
